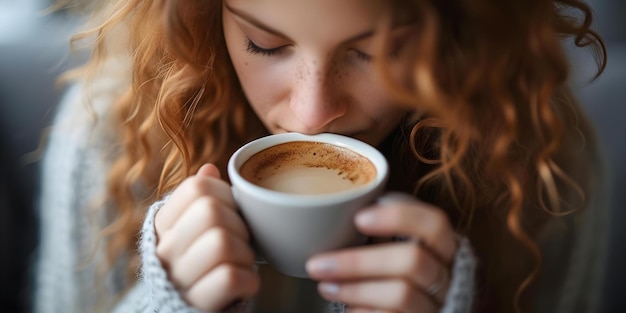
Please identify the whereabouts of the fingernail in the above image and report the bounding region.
[319,282,340,295]
[306,257,337,275]
[355,210,378,227]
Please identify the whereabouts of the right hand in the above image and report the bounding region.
[155,163,260,311]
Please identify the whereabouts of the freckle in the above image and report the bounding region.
[245,62,248,66]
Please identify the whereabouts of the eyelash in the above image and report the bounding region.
[352,49,372,62]
[246,39,283,56]
[244,37,377,63]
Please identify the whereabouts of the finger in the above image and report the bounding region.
[169,227,255,289]
[156,197,250,266]
[155,173,236,236]
[424,263,450,304]
[198,163,221,179]
[307,242,449,303]
[355,193,457,264]
[318,279,438,313]
[185,264,260,312]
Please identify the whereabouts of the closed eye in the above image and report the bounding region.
[350,49,373,62]
[246,38,285,56]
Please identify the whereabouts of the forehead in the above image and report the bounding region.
[225,0,391,41]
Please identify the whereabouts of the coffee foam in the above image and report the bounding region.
[240,141,377,194]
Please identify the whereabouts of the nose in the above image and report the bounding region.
[289,60,346,134]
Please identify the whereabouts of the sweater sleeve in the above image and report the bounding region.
[112,197,202,313]
[115,197,204,313]
[440,237,476,313]
[113,197,250,313]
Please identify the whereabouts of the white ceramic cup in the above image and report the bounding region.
[228,133,389,278]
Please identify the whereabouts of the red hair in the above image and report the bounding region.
[60,0,606,311]
[379,1,605,311]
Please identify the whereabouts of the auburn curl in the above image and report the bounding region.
[382,0,605,312]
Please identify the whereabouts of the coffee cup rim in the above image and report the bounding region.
[228,132,389,206]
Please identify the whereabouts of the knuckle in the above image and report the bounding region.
[199,195,220,210]
[192,197,222,225]
[168,261,187,287]
[211,226,231,243]
[208,227,233,254]
[215,264,241,291]
[185,288,212,312]
[184,265,251,312]
[406,244,425,275]
[183,176,209,196]
[155,234,174,261]
[427,210,450,237]
[395,280,416,310]
[387,205,405,224]
[340,251,361,274]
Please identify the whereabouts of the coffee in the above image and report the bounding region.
[240,141,376,195]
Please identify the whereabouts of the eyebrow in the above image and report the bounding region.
[224,3,376,43]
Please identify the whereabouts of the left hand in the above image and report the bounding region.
[306,193,458,313]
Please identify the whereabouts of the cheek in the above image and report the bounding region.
[229,54,291,112]
[356,74,409,135]
[350,71,406,118]
[350,84,407,142]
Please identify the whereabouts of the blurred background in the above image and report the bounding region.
[1,0,624,312]
[1,1,84,312]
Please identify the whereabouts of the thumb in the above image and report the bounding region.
[197,163,221,179]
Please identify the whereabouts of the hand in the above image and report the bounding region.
[306,193,458,313]
[154,164,260,311]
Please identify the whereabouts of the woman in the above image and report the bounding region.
[35,0,608,312]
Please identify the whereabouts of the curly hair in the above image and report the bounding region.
[381,1,606,311]
[61,0,606,312]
